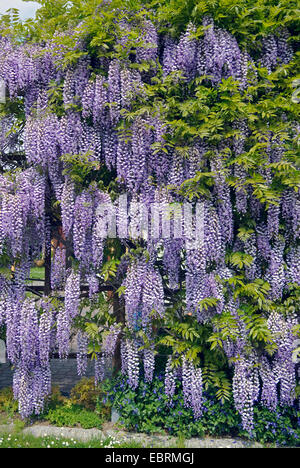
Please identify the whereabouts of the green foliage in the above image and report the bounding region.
[70,377,101,411]
[227,252,254,269]
[0,432,144,448]
[44,386,67,410]
[61,153,101,185]
[244,405,300,446]
[29,267,45,281]
[104,374,300,445]
[74,292,112,358]
[0,387,18,415]
[155,294,231,400]
[101,258,120,282]
[41,381,111,428]
[12,419,26,433]
[202,365,231,403]
[45,404,104,429]
[0,382,109,429]
[59,152,118,194]
[178,171,215,200]
[152,0,299,47]
[2,0,299,66]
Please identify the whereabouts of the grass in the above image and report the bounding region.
[0,432,153,448]
[0,267,45,281]
[0,413,13,426]
[29,267,45,281]
[25,267,45,297]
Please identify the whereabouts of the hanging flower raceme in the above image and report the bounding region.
[136,20,158,64]
[260,32,293,73]
[143,347,155,383]
[259,357,278,411]
[286,246,300,284]
[175,23,198,80]
[267,312,297,406]
[51,248,66,290]
[56,269,81,359]
[63,58,90,110]
[197,17,242,84]
[108,60,121,125]
[0,169,46,258]
[126,339,140,390]
[123,259,145,332]
[102,324,122,358]
[4,295,22,365]
[24,110,60,170]
[142,262,165,327]
[76,331,89,377]
[0,296,55,419]
[73,191,94,261]
[95,353,106,385]
[65,268,81,319]
[92,190,114,270]
[0,38,56,99]
[56,306,70,359]
[163,240,182,290]
[232,353,260,433]
[38,300,54,368]
[120,68,144,111]
[13,364,52,419]
[265,237,286,301]
[0,298,5,326]
[61,178,75,238]
[124,257,165,333]
[182,357,203,420]
[62,185,111,280]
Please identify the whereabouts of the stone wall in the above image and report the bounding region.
[0,363,13,390]
[0,359,96,394]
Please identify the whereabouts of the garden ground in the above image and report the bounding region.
[0,377,298,449]
[0,423,264,448]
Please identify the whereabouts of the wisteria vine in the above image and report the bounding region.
[0,6,299,431]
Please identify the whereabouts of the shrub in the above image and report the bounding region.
[45,404,103,429]
[249,405,300,447]
[104,374,300,446]
[0,387,18,414]
[70,378,111,421]
[70,378,99,411]
[44,386,66,410]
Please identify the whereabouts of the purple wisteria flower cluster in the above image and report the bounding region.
[0,296,55,417]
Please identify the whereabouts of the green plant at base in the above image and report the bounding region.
[104,374,300,446]
[0,387,18,415]
[0,433,146,449]
[45,405,104,430]
[43,386,67,411]
[70,378,111,421]
[69,378,99,411]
